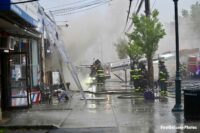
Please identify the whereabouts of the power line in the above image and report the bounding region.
[126,0,144,32]
[0,0,38,5]
[134,0,140,13]
[53,0,111,16]
[11,0,38,4]
[151,0,157,10]
[45,0,91,10]
[51,0,109,13]
[51,0,111,15]
[136,0,144,14]
[124,0,133,31]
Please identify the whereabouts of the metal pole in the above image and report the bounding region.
[145,0,150,17]
[172,0,183,112]
[124,69,127,83]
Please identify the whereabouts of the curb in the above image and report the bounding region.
[84,91,133,95]
[118,95,143,99]
[0,125,59,130]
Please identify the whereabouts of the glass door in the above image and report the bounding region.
[9,52,31,107]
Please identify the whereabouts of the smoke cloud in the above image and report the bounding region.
[57,0,130,89]
[158,18,200,54]
[60,0,131,65]
[58,1,200,87]
[157,15,200,78]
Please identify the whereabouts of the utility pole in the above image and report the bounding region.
[145,0,150,17]
[144,0,154,90]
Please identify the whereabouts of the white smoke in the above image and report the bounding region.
[58,0,130,89]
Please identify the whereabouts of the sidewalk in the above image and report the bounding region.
[0,99,76,127]
[0,81,200,133]
[1,92,200,133]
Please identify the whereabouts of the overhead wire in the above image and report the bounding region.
[50,0,109,14]
[151,0,157,10]
[0,0,38,5]
[50,0,109,11]
[45,0,91,10]
[53,0,112,16]
[51,0,112,16]
[11,0,38,4]
[134,0,140,13]
[124,0,133,31]
[136,0,144,15]
[126,0,144,32]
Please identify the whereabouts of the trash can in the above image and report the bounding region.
[184,88,200,120]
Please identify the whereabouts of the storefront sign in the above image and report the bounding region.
[11,0,38,26]
[0,0,39,27]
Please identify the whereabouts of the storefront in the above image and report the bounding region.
[0,32,41,109]
[0,1,42,110]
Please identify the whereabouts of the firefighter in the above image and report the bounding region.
[132,64,142,92]
[130,60,135,86]
[90,64,97,78]
[97,68,105,84]
[138,62,148,91]
[158,60,169,96]
[95,60,105,85]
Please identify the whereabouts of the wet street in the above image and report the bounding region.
[1,80,200,133]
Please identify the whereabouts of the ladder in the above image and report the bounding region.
[42,13,87,103]
[56,39,87,103]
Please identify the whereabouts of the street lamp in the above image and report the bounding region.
[172,0,183,112]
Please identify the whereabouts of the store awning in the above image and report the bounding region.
[0,17,41,38]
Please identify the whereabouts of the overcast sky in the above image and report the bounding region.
[39,0,199,23]
[39,0,200,64]
[156,0,198,22]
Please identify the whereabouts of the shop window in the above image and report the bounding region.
[10,54,30,107]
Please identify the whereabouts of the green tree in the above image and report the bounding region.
[127,9,166,88]
[127,41,143,62]
[114,38,143,63]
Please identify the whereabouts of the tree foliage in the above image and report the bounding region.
[127,41,143,61]
[127,10,166,58]
[114,38,143,61]
[127,9,166,88]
